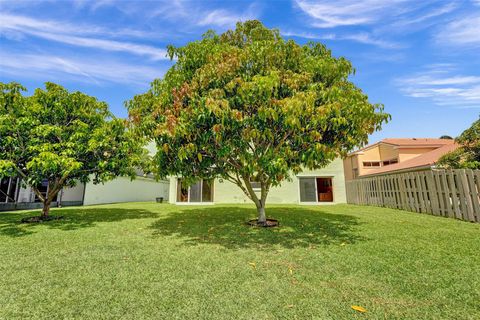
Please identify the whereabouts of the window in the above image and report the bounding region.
[0,178,9,202]
[299,177,334,203]
[299,178,317,202]
[176,179,213,203]
[383,158,398,166]
[363,161,381,167]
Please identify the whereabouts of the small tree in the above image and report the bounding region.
[438,116,480,169]
[128,21,389,224]
[0,82,145,218]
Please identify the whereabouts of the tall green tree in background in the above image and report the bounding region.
[128,21,389,224]
[0,82,146,218]
[438,116,480,169]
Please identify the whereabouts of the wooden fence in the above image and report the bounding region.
[346,169,480,223]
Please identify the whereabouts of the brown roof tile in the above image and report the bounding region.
[381,138,455,147]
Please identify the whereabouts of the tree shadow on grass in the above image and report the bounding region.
[0,207,159,238]
[149,206,364,249]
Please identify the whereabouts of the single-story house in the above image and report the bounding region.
[168,158,346,205]
[2,137,347,209]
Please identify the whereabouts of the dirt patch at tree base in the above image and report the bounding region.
[247,219,279,227]
[21,216,65,223]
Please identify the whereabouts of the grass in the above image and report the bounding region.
[0,203,479,319]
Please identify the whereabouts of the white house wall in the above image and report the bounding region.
[169,158,346,204]
[83,177,169,206]
[59,183,85,202]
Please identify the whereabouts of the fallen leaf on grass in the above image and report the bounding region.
[288,267,293,275]
[286,304,294,308]
[351,305,367,313]
[248,262,256,270]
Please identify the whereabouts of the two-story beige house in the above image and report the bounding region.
[343,138,458,180]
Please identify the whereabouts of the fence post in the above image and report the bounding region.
[465,169,480,222]
[426,171,439,215]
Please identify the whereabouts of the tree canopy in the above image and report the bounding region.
[0,82,146,217]
[127,20,390,223]
[438,116,480,169]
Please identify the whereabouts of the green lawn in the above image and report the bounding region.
[0,203,479,319]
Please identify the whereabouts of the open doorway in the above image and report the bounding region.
[316,178,333,202]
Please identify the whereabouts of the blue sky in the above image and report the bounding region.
[1,0,479,142]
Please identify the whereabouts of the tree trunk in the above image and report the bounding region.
[235,175,270,224]
[42,201,51,218]
[257,202,266,223]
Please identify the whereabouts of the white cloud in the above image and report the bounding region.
[294,0,411,28]
[396,66,480,107]
[436,14,480,47]
[197,8,257,28]
[149,1,259,28]
[341,33,403,49]
[26,30,167,60]
[404,2,457,24]
[281,30,402,49]
[0,13,168,60]
[0,51,164,86]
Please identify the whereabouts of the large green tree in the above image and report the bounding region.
[128,21,389,224]
[438,116,480,169]
[0,82,146,218]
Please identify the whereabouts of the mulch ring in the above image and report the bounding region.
[247,218,279,228]
[21,216,65,223]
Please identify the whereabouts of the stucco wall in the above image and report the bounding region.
[60,183,85,202]
[17,185,34,203]
[343,156,357,181]
[84,177,169,205]
[379,144,399,161]
[356,147,383,176]
[170,158,346,204]
[398,148,436,162]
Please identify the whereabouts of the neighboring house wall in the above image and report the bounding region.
[397,147,436,162]
[83,177,169,206]
[356,147,382,176]
[169,158,346,205]
[343,139,455,180]
[379,144,398,161]
[343,156,354,181]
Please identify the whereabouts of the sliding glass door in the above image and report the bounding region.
[177,179,213,203]
[299,177,333,203]
[299,178,317,202]
[0,177,19,203]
